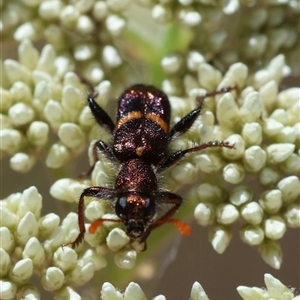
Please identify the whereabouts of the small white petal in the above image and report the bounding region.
[240,225,264,246]
[9,258,33,285]
[229,185,253,206]
[209,225,231,254]
[240,91,263,122]
[27,121,49,146]
[18,186,42,219]
[223,163,245,184]
[101,282,123,300]
[259,189,282,214]
[190,281,210,300]
[36,44,56,75]
[17,212,39,245]
[38,213,60,236]
[264,216,286,240]
[10,153,35,173]
[277,176,300,204]
[42,267,65,291]
[106,228,130,252]
[58,123,85,149]
[8,103,35,126]
[114,250,137,269]
[242,123,262,146]
[241,202,263,225]
[258,240,282,269]
[266,143,295,163]
[243,146,267,172]
[53,247,78,272]
[194,203,215,226]
[216,204,239,224]
[217,93,240,129]
[124,282,147,300]
[106,14,126,36]
[23,237,45,266]
[46,143,70,168]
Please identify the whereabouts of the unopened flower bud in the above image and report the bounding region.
[240,225,264,246]
[114,250,137,269]
[209,225,232,254]
[9,258,33,285]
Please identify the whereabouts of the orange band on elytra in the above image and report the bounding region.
[146,113,169,133]
[116,111,142,130]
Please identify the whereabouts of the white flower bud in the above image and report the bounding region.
[58,123,85,149]
[23,237,45,266]
[114,250,137,269]
[33,80,52,107]
[74,43,97,62]
[242,123,262,146]
[82,61,105,83]
[43,100,66,130]
[194,203,215,226]
[277,176,300,204]
[270,108,288,125]
[8,102,35,126]
[258,80,278,109]
[10,81,32,104]
[62,85,85,118]
[85,200,105,221]
[222,134,245,160]
[172,162,197,183]
[106,228,130,252]
[76,15,95,34]
[27,121,49,146]
[216,92,240,129]
[102,45,122,68]
[46,143,70,168]
[280,153,300,174]
[209,225,232,254]
[258,240,282,269]
[161,54,183,73]
[55,56,74,78]
[0,129,25,153]
[0,280,17,300]
[0,227,14,253]
[0,249,11,277]
[264,273,295,298]
[264,216,286,240]
[284,204,300,228]
[216,203,239,224]
[60,213,79,244]
[179,10,202,27]
[93,1,108,21]
[16,285,40,300]
[237,286,264,299]
[17,212,38,246]
[152,5,172,23]
[275,126,296,143]
[69,261,95,285]
[124,282,147,300]
[243,146,267,172]
[266,143,295,163]
[9,258,33,285]
[53,247,77,272]
[198,63,222,90]
[81,249,107,271]
[39,0,62,20]
[53,286,81,300]
[229,185,253,206]
[195,153,224,173]
[187,51,205,72]
[39,213,60,237]
[42,267,65,291]
[240,91,263,122]
[196,183,226,202]
[18,39,39,70]
[106,15,126,36]
[222,63,248,89]
[1,88,12,113]
[10,152,35,173]
[263,118,284,137]
[0,207,18,228]
[50,178,86,202]
[36,44,56,75]
[101,282,123,300]
[240,225,264,246]
[241,202,263,225]
[17,186,42,219]
[259,189,282,214]
[223,163,245,184]
[245,34,268,58]
[222,0,239,14]
[60,5,80,27]
[162,78,182,95]
[259,167,280,186]
[152,296,166,300]
[277,87,300,109]
[189,281,209,300]
[14,20,45,42]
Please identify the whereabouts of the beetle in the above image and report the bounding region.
[64,81,235,250]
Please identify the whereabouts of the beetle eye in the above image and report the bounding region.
[115,196,127,218]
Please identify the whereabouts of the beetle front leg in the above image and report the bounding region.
[63,186,116,248]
